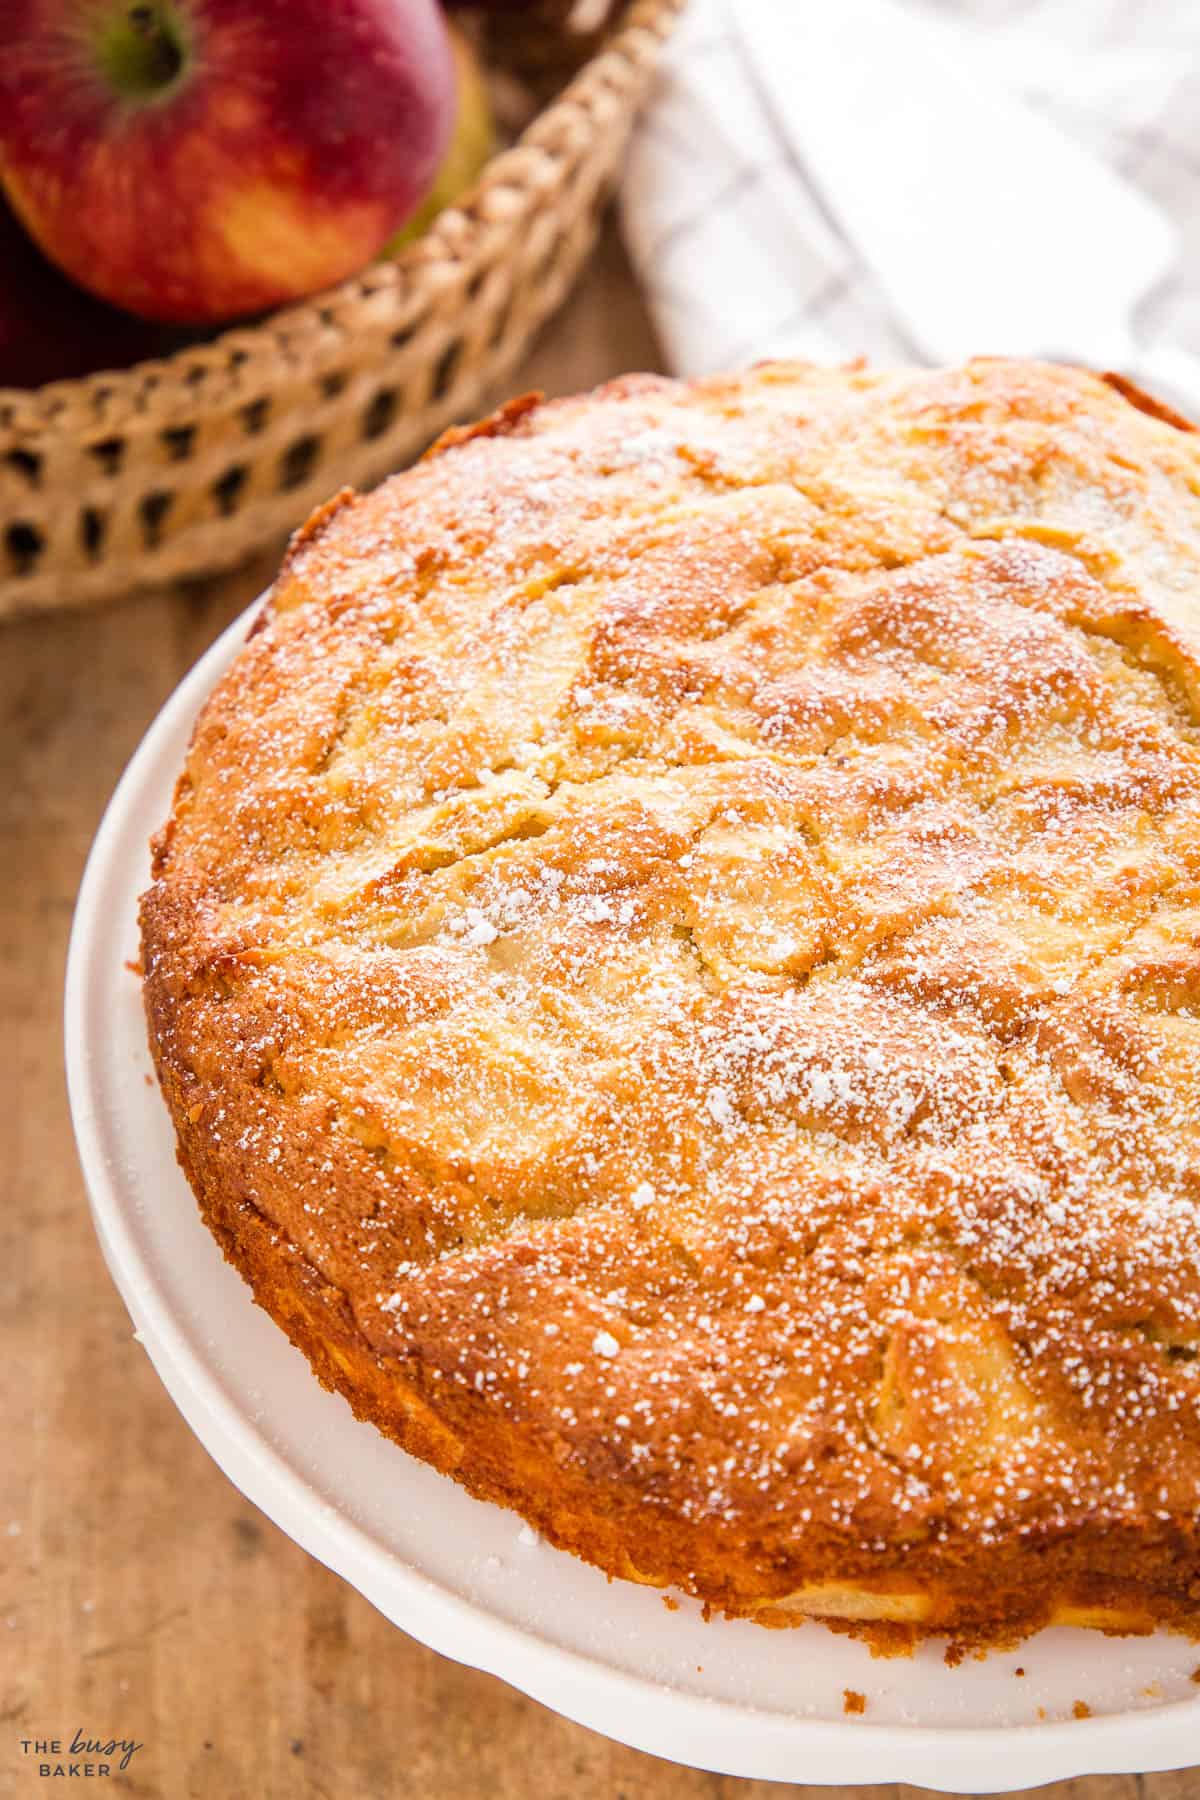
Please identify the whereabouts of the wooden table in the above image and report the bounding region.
[3,223,1196,1800]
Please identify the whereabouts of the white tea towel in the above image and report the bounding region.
[621,0,1200,377]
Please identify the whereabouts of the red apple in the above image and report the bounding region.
[0,0,456,325]
[0,194,171,388]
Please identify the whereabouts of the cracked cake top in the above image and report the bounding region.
[140,359,1200,1642]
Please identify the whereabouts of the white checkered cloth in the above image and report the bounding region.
[621,0,1200,378]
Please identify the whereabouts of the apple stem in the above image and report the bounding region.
[127,5,182,84]
[95,1,186,101]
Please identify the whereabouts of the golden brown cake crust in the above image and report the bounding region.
[141,359,1200,1650]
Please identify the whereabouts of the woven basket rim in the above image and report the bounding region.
[0,0,681,433]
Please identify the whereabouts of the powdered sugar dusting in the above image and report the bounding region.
[141,361,1200,1620]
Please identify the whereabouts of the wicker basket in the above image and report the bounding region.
[0,0,682,620]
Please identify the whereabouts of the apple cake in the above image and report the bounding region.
[141,359,1200,1651]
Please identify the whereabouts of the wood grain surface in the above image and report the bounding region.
[3,222,1197,1800]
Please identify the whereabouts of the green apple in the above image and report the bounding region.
[385,23,495,253]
